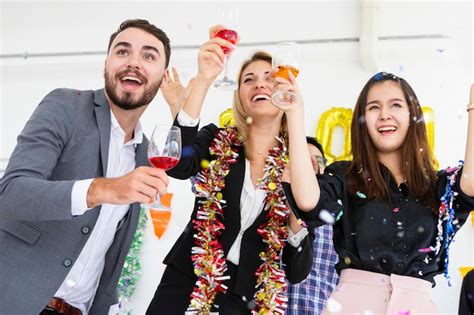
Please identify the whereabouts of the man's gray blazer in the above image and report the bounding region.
[0,88,149,314]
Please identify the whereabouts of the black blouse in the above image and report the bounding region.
[302,161,474,286]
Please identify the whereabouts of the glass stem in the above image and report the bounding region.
[223,55,229,78]
[152,194,162,208]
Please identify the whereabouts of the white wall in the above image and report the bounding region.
[1,1,473,314]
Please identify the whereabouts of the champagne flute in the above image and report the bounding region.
[213,7,239,91]
[141,124,181,212]
[271,42,301,109]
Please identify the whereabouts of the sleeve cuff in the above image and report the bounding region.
[287,227,309,248]
[108,303,120,315]
[71,179,94,216]
[177,109,200,127]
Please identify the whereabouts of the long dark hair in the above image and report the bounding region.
[347,72,438,212]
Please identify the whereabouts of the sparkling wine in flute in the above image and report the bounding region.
[271,42,301,109]
[273,65,300,80]
[214,7,239,91]
[215,29,238,55]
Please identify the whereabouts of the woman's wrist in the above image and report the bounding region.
[285,106,305,124]
[194,73,215,87]
[467,102,474,112]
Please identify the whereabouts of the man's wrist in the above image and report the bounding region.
[87,178,105,208]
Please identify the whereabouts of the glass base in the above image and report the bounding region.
[214,77,237,91]
[271,90,297,110]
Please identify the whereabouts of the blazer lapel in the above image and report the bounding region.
[224,145,245,221]
[219,145,245,252]
[135,136,149,167]
[93,89,111,175]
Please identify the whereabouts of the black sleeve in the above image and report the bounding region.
[282,161,347,227]
[282,231,314,284]
[167,119,219,180]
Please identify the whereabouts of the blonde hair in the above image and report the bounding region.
[232,51,288,143]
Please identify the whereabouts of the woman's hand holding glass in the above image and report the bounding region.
[272,67,304,113]
[195,25,237,84]
[213,7,239,90]
[271,42,301,108]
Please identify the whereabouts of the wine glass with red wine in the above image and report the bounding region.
[213,7,239,90]
[142,124,181,211]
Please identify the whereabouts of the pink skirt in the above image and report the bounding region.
[322,268,439,315]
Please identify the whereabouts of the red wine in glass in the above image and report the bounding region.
[142,125,181,211]
[149,156,179,171]
[215,29,238,55]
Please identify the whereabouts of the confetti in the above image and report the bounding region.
[200,159,210,169]
[319,209,336,224]
[297,219,308,228]
[268,182,277,190]
[326,297,342,313]
[356,191,367,199]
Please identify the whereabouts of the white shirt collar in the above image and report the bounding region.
[110,109,143,145]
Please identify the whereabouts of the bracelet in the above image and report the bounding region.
[468,103,474,112]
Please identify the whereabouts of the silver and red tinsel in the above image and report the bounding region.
[187,127,290,314]
[187,127,242,313]
[252,136,290,314]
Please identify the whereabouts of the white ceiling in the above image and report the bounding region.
[1,0,469,57]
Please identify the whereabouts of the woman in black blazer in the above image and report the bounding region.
[147,26,319,315]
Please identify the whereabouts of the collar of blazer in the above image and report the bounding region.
[92,89,149,173]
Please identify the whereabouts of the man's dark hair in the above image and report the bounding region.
[107,19,171,68]
[306,136,325,159]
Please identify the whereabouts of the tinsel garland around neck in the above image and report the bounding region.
[187,126,290,314]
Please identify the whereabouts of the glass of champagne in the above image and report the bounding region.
[271,42,301,109]
[213,7,239,91]
[141,124,181,212]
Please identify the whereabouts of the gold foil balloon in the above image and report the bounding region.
[421,106,439,169]
[219,108,235,127]
[315,107,353,164]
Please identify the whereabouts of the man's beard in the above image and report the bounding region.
[104,69,161,110]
